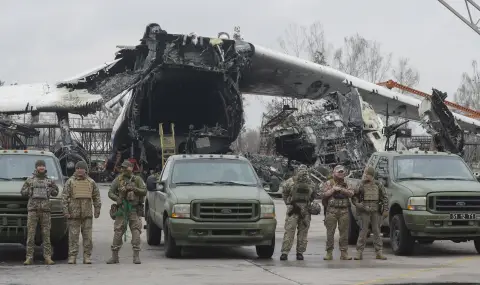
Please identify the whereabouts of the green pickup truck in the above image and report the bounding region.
[0,149,69,260]
[348,150,480,255]
[144,154,277,258]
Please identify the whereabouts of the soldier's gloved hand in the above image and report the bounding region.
[126,184,134,191]
[382,211,388,218]
[94,208,100,219]
[116,197,123,205]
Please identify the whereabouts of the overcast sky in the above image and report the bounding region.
[1,0,479,128]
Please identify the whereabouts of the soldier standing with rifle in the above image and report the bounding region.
[321,165,354,260]
[62,161,102,264]
[21,160,59,265]
[352,166,389,260]
[106,160,147,264]
[279,165,319,261]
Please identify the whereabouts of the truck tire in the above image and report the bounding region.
[146,212,162,246]
[474,239,480,254]
[256,236,275,259]
[348,207,359,245]
[163,217,182,258]
[52,235,69,260]
[390,214,415,256]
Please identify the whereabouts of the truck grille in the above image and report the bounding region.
[0,197,28,215]
[191,201,259,222]
[428,195,480,212]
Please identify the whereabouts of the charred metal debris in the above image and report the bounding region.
[58,23,255,166]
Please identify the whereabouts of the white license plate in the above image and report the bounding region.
[449,213,476,220]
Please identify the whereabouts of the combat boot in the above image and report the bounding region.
[106,250,119,264]
[44,257,55,265]
[280,254,288,261]
[68,256,77,264]
[340,251,352,260]
[296,253,304,260]
[83,255,92,264]
[323,250,333,260]
[23,257,33,266]
[354,252,363,260]
[375,251,387,260]
[133,251,141,264]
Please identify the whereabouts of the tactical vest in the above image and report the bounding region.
[328,179,350,208]
[72,179,92,199]
[31,178,51,199]
[291,182,312,203]
[360,181,380,212]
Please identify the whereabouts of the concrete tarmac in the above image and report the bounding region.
[1,185,479,285]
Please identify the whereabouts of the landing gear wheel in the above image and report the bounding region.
[348,207,359,245]
[418,239,434,245]
[52,235,69,260]
[390,214,415,256]
[164,217,182,258]
[256,236,275,259]
[146,212,162,246]
[474,239,480,254]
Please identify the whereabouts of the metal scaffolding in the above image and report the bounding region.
[438,0,480,36]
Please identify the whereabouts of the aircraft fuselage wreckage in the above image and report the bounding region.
[1,23,479,177]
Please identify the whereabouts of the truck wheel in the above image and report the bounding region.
[163,217,182,258]
[52,235,69,260]
[390,214,415,256]
[348,207,359,245]
[474,239,480,254]
[146,212,162,246]
[256,236,275,259]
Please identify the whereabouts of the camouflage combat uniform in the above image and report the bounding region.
[21,160,59,265]
[320,166,354,260]
[62,161,102,264]
[106,160,147,264]
[280,167,316,260]
[352,167,389,260]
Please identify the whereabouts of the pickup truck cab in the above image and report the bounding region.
[348,150,480,255]
[0,149,69,260]
[145,154,277,258]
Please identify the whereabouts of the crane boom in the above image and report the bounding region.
[438,0,480,36]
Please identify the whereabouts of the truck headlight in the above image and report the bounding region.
[260,204,275,218]
[407,197,426,211]
[172,204,190,218]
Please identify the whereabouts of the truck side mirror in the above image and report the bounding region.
[146,176,158,192]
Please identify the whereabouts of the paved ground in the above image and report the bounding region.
[1,184,479,285]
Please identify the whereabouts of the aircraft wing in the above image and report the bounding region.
[0,57,140,115]
[241,45,480,134]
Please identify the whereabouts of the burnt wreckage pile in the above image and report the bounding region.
[59,24,254,170]
[268,89,369,177]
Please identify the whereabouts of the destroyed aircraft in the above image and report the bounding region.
[0,24,254,175]
[0,23,477,176]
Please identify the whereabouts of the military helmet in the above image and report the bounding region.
[365,166,375,176]
[35,160,46,167]
[308,201,322,215]
[121,160,133,168]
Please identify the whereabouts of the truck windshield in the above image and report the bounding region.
[0,155,61,182]
[393,155,475,181]
[171,159,258,186]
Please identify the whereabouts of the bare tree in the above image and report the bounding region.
[332,34,392,82]
[455,60,480,110]
[277,23,306,57]
[391,57,420,92]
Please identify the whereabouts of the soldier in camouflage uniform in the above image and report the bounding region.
[320,165,354,260]
[20,160,59,265]
[352,166,389,260]
[279,165,317,261]
[106,160,147,264]
[62,161,102,264]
